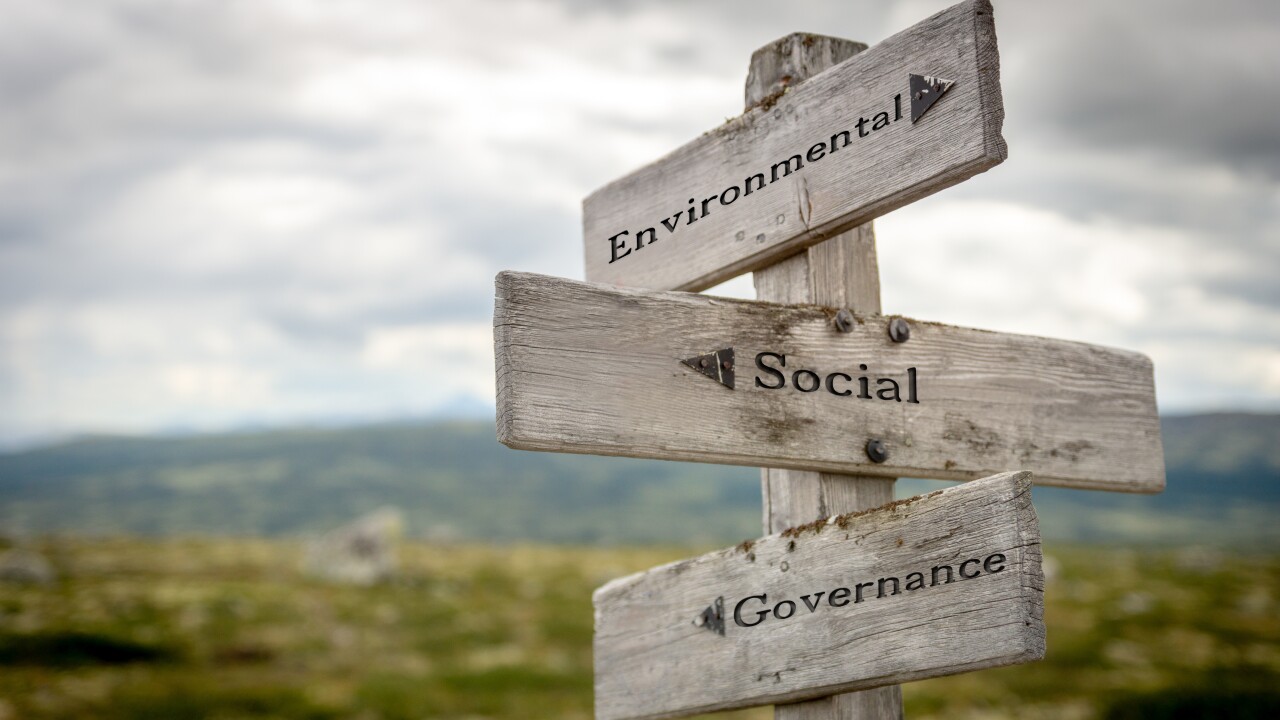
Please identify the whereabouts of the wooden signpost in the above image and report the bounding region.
[491,0,1166,717]
[594,471,1043,720]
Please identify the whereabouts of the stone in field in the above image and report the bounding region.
[304,508,403,585]
[0,548,56,585]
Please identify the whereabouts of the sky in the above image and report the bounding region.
[1,0,1277,447]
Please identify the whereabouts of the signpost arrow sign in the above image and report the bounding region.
[593,471,1045,720]
[582,0,1005,292]
[681,348,735,389]
[693,596,726,636]
[909,73,955,122]
[494,271,1165,492]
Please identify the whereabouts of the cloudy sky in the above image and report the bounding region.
[1,0,1277,447]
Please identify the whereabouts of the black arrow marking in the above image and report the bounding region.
[681,348,734,390]
[910,73,955,123]
[694,596,725,636]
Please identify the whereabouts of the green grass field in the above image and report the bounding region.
[1,538,1278,719]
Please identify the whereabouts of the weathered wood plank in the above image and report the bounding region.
[493,271,1165,492]
[593,471,1045,720]
[583,0,1005,292]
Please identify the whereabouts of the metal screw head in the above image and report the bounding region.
[721,360,732,371]
[866,439,889,463]
[834,309,855,333]
[888,317,911,343]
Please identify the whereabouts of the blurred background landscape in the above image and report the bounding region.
[2,412,1277,719]
[3,413,1279,548]
[2,0,1278,717]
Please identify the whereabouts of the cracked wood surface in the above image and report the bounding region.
[494,271,1165,492]
[582,0,1005,292]
[592,471,1045,720]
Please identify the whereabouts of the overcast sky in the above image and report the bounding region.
[1,0,1277,446]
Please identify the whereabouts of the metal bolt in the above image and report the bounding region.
[699,357,710,368]
[888,317,911,343]
[721,360,732,370]
[834,309,855,333]
[866,438,889,463]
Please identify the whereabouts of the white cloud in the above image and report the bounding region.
[877,198,1280,411]
[0,0,1277,444]
[362,322,495,400]
[878,200,1180,340]
[161,363,273,406]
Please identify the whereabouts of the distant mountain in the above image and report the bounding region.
[1,414,1276,547]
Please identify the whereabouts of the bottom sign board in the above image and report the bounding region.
[593,471,1044,720]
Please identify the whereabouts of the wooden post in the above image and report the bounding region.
[495,4,1161,715]
[748,33,904,720]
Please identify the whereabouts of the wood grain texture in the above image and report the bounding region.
[744,35,868,112]
[583,0,1005,292]
[778,689,904,720]
[754,214,885,542]
[593,471,1045,720]
[493,271,1165,492]
[761,471,895,536]
[754,223,882,314]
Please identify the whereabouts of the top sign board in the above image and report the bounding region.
[583,0,1005,292]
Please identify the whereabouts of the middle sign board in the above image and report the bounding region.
[495,271,1165,492]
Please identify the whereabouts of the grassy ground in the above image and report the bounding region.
[1,538,1278,719]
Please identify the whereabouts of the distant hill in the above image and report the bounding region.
[1,414,1277,547]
